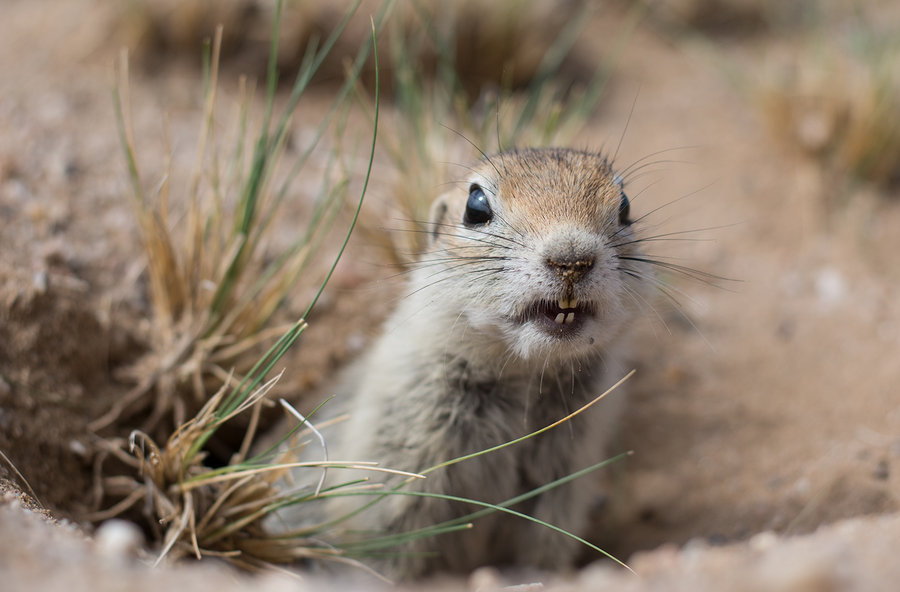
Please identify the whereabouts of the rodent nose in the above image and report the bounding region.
[545,256,594,284]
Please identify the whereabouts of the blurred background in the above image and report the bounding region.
[1,0,899,587]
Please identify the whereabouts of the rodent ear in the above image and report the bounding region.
[427,194,449,246]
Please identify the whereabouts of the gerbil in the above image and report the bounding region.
[299,147,651,579]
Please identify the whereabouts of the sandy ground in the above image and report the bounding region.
[1,0,899,590]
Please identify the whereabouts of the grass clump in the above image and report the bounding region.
[92,0,387,570]
[757,26,900,190]
[644,0,812,35]
[91,1,385,436]
[113,0,588,96]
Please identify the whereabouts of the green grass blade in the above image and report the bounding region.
[112,54,145,206]
[302,19,380,320]
[422,370,634,476]
[336,451,630,552]
[195,19,381,453]
[273,1,363,143]
[510,1,593,144]
[344,453,630,552]
[306,371,634,539]
[329,486,632,571]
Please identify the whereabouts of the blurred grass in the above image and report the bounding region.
[658,0,900,192]
[111,0,587,93]
[756,21,900,190]
[641,0,817,35]
[107,0,624,268]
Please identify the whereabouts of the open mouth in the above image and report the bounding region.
[522,296,595,335]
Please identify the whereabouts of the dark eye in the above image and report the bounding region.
[464,184,493,225]
[618,189,631,226]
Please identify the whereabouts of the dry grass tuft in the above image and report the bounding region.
[91,373,298,567]
[90,2,386,571]
[645,0,801,34]
[111,0,586,95]
[91,6,372,437]
[90,370,411,574]
[757,31,900,189]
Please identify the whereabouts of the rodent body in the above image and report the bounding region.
[310,147,649,579]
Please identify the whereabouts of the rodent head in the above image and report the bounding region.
[419,147,650,362]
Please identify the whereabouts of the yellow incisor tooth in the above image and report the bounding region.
[565,312,575,324]
[558,297,568,309]
[570,297,578,308]
[554,313,565,324]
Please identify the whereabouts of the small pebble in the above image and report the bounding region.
[94,519,144,560]
[815,267,845,307]
[749,530,778,551]
[68,439,88,457]
[469,566,503,591]
[32,270,48,293]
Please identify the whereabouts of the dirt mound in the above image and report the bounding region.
[0,266,114,514]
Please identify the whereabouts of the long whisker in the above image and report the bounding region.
[440,123,502,181]
[405,264,507,300]
[651,281,714,351]
[555,363,575,439]
[459,268,507,292]
[438,163,500,194]
[619,265,704,309]
[620,158,694,183]
[496,348,519,382]
[486,207,529,244]
[539,351,551,396]
[408,219,528,248]
[401,262,492,298]
[612,89,639,165]
[617,145,699,179]
[417,259,504,282]
[621,264,714,347]
[607,225,736,249]
[630,180,719,227]
[619,274,671,337]
[414,256,510,269]
[617,255,735,288]
[415,230,516,251]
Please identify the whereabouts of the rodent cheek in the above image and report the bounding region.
[460,295,516,337]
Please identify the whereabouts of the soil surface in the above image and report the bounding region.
[2,1,899,590]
